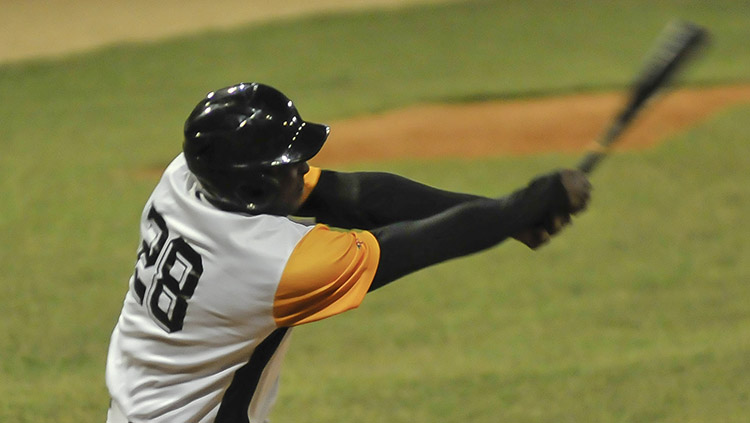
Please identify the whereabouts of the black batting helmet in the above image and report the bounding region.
[183,82,329,213]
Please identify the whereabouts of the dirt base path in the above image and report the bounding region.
[0,0,456,63]
[314,84,750,165]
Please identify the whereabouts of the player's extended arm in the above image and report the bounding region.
[297,170,486,229]
[297,169,589,250]
[368,170,590,291]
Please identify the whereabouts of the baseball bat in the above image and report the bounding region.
[577,20,709,174]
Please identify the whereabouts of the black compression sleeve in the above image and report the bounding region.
[296,170,484,229]
[368,172,569,291]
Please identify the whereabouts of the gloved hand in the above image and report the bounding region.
[560,169,592,214]
[513,169,592,249]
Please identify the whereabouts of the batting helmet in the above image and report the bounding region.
[183,82,329,213]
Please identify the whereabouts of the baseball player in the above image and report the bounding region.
[105,82,591,423]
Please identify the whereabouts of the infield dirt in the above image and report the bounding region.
[4,0,749,165]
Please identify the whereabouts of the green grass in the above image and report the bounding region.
[1,0,749,421]
[274,107,750,422]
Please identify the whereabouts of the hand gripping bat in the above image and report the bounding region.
[577,20,709,174]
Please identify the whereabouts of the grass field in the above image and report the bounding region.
[1,0,749,422]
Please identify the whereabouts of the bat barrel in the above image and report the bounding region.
[576,20,708,175]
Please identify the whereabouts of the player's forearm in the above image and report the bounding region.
[368,172,568,291]
[297,170,484,229]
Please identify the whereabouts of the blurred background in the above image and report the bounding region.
[1,1,748,421]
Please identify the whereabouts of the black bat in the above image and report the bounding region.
[577,20,709,174]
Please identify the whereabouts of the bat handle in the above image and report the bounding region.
[577,151,602,174]
[577,118,627,174]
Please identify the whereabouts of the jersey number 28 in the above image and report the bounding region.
[133,206,204,333]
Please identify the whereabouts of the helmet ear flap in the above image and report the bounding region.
[234,172,282,213]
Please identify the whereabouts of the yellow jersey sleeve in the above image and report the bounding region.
[273,224,380,326]
[300,166,322,204]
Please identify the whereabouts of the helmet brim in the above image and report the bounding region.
[274,121,330,165]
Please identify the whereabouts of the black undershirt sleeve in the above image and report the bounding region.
[296,169,569,292]
[296,170,484,229]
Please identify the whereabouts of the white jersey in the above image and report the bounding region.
[106,154,380,423]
